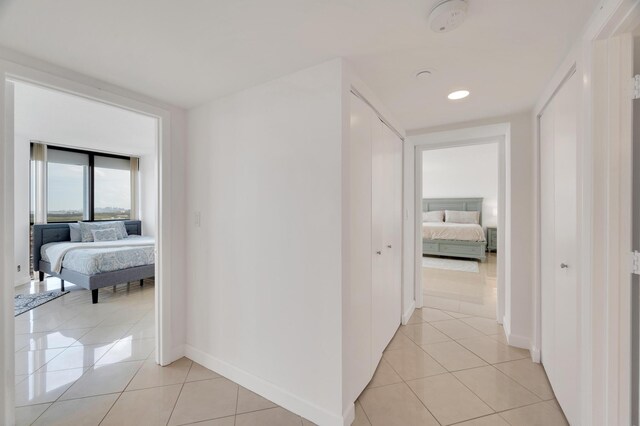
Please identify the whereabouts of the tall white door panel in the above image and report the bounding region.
[372,120,402,362]
[347,93,374,391]
[540,71,579,424]
[371,118,388,364]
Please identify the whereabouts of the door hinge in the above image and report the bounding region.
[631,251,640,275]
[632,75,640,100]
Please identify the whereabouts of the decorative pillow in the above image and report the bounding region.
[423,210,444,223]
[68,223,82,242]
[91,228,119,242]
[79,221,128,242]
[445,210,480,224]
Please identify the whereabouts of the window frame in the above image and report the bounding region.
[36,144,135,223]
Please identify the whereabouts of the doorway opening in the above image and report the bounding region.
[2,68,173,423]
[409,124,509,334]
[420,142,499,319]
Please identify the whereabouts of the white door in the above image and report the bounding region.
[348,93,374,386]
[371,118,388,364]
[371,119,402,364]
[540,71,579,424]
[383,121,402,339]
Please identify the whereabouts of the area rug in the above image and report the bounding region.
[14,290,69,317]
[423,256,480,273]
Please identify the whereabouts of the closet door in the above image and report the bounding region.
[382,121,402,339]
[540,71,579,424]
[371,118,388,364]
[348,94,374,388]
[372,119,402,363]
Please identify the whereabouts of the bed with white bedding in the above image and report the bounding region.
[422,198,487,261]
[33,221,155,303]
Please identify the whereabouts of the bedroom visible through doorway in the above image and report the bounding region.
[421,142,499,319]
[11,80,160,417]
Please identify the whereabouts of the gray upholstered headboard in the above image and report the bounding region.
[422,198,483,224]
[32,220,142,272]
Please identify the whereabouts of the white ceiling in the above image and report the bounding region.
[0,0,599,130]
[14,82,157,156]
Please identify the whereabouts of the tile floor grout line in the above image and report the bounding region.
[385,307,550,425]
[96,392,122,425]
[233,380,239,426]
[399,356,444,426]
[165,360,192,426]
[24,403,52,426]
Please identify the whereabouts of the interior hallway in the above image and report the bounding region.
[354,305,567,425]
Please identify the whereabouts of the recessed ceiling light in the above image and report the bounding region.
[448,90,470,100]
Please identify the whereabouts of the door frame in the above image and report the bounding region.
[408,124,509,329]
[0,57,176,425]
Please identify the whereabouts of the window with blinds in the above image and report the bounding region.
[31,144,137,223]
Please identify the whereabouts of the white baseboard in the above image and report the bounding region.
[184,345,345,426]
[502,315,533,358]
[342,403,355,426]
[171,344,185,363]
[530,345,541,363]
[402,300,416,325]
[14,274,30,287]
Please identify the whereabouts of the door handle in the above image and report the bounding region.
[376,250,382,255]
[560,263,569,269]
[387,245,392,249]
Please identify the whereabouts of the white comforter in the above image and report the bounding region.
[423,222,486,242]
[44,236,155,273]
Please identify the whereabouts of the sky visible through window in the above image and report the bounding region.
[45,162,131,222]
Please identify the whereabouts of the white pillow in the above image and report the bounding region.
[445,210,480,224]
[423,210,444,223]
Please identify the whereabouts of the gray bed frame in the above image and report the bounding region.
[423,198,487,261]
[32,220,155,304]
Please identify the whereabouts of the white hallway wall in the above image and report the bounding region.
[409,112,534,348]
[422,143,499,228]
[185,59,345,424]
[12,82,157,286]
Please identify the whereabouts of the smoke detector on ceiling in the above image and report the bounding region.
[428,0,469,33]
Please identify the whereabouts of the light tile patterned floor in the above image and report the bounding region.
[14,279,309,426]
[14,275,567,425]
[423,253,498,318]
[353,307,569,426]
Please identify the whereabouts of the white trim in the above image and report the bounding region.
[341,404,356,426]
[500,314,529,351]
[184,345,349,426]
[530,346,541,363]
[408,124,509,332]
[402,300,416,325]
[1,77,16,426]
[14,274,30,288]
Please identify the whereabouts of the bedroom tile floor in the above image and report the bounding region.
[423,253,498,319]
[13,275,564,425]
